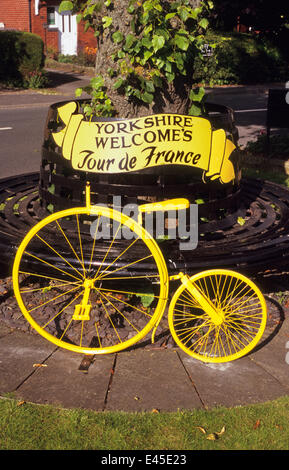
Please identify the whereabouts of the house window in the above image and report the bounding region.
[47,7,56,26]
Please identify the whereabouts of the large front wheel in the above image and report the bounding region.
[168,269,267,363]
[13,206,168,354]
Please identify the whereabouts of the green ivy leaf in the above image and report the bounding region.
[152,35,165,52]
[174,34,190,51]
[112,31,124,43]
[90,76,104,89]
[113,78,125,89]
[141,37,153,49]
[102,16,113,28]
[145,80,155,93]
[166,72,175,83]
[189,87,205,102]
[142,91,154,103]
[75,87,83,97]
[124,34,136,51]
[198,18,209,29]
[152,74,163,87]
[165,12,176,20]
[188,103,202,116]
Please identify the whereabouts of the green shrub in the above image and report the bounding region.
[245,133,289,158]
[0,30,45,86]
[193,31,288,85]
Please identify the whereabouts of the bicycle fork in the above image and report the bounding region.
[150,271,224,344]
[172,272,225,325]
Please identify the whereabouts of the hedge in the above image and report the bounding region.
[0,30,45,85]
[193,31,288,85]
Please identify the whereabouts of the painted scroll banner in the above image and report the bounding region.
[52,102,236,184]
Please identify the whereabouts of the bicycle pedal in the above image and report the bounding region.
[73,304,91,321]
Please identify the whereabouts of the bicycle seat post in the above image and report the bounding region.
[86,182,91,210]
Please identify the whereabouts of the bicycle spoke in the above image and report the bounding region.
[35,234,84,279]
[28,284,81,313]
[24,250,83,282]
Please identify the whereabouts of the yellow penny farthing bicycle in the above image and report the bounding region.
[12,183,267,363]
[12,105,267,363]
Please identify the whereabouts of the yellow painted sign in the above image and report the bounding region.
[52,101,236,184]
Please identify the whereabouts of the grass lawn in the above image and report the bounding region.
[1,395,289,450]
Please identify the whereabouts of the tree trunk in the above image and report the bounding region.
[94,0,194,118]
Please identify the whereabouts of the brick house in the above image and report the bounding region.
[0,0,97,55]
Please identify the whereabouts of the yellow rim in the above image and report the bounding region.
[168,269,267,363]
[13,206,168,355]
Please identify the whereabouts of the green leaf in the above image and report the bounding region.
[48,184,55,195]
[165,12,176,20]
[59,1,73,13]
[102,16,113,28]
[142,92,154,103]
[137,293,154,307]
[152,74,163,88]
[75,87,83,97]
[166,72,175,83]
[188,103,202,116]
[112,31,124,44]
[189,87,205,102]
[113,78,125,89]
[145,80,155,93]
[237,217,246,226]
[124,33,136,50]
[83,105,93,116]
[178,6,190,22]
[90,76,104,89]
[141,37,153,49]
[198,18,209,29]
[174,34,190,51]
[152,34,165,52]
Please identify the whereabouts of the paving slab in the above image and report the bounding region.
[105,349,203,412]
[179,347,289,409]
[0,330,55,394]
[249,318,289,391]
[15,348,115,410]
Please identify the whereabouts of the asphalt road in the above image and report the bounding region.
[0,106,48,179]
[206,88,268,146]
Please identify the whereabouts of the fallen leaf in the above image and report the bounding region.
[253,419,261,429]
[17,401,25,407]
[216,425,226,436]
[206,433,218,441]
[33,363,47,368]
[152,408,160,413]
[195,426,207,434]
[134,396,140,401]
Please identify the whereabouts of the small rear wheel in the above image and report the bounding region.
[168,269,267,363]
